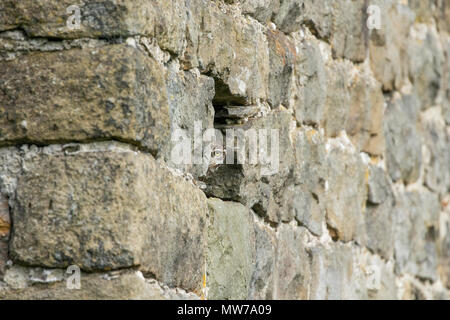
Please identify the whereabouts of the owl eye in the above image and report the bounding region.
[212,149,222,158]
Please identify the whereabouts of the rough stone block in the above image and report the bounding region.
[9,143,207,292]
[394,187,440,281]
[365,165,395,259]
[202,109,295,224]
[185,1,270,104]
[0,1,188,54]
[206,198,255,299]
[369,1,414,91]
[292,35,327,126]
[267,29,295,108]
[274,224,310,299]
[249,221,276,300]
[0,44,170,156]
[408,24,444,110]
[384,93,422,184]
[324,135,367,243]
[346,66,385,156]
[321,60,352,137]
[420,107,450,195]
[0,269,199,300]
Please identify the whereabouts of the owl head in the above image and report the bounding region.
[205,142,225,171]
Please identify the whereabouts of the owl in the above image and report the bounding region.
[204,142,225,173]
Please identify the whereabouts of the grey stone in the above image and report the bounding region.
[9,142,207,292]
[0,270,198,300]
[346,66,385,156]
[3,265,29,290]
[0,193,10,276]
[420,107,450,195]
[292,35,327,126]
[0,44,170,156]
[439,196,450,289]
[408,25,444,110]
[206,198,255,299]
[273,0,333,36]
[274,224,310,299]
[365,165,395,259]
[444,36,450,125]
[367,165,391,205]
[309,243,356,300]
[325,138,367,243]
[321,60,352,137]
[0,1,188,55]
[249,222,276,300]
[369,1,414,91]
[164,65,216,178]
[274,0,367,62]
[384,93,422,184]
[266,30,295,108]
[241,0,280,24]
[292,127,327,236]
[202,109,295,224]
[185,1,270,105]
[329,0,368,63]
[393,187,440,281]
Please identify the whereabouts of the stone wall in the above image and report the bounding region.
[0,0,449,300]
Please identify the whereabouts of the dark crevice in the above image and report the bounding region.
[326,223,339,242]
[0,136,157,158]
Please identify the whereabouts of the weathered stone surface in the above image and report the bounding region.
[0,147,21,201]
[206,198,255,299]
[273,0,332,37]
[359,249,397,300]
[346,66,385,156]
[384,93,422,184]
[309,243,398,300]
[249,221,276,300]
[9,142,207,292]
[369,1,414,91]
[420,107,450,195]
[0,194,10,276]
[444,36,450,125]
[185,2,270,105]
[0,1,188,54]
[439,195,450,289]
[397,274,447,300]
[0,44,170,156]
[266,30,295,108]
[367,165,392,205]
[0,269,199,300]
[1,0,449,301]
[164,64,215,177]
[293,127,327,236]
[365,165,395,259]
[324,135,367,243]
[321,60,352,137]
[274,0,367,62]
[408,24,444,110]
[202,109,295,224]
[393,187,440,281]
[274,224,310,299]
[329,0,368,62]
[292,34,327,126]
[240,0,280,24]
[309,243,360,300]
[408,0,450,33]
[0,1,147,37]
